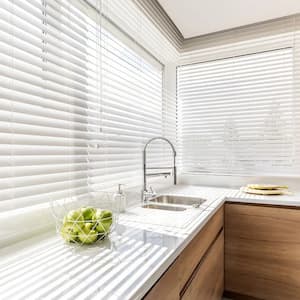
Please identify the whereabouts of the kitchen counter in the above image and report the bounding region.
[1,185,300,300]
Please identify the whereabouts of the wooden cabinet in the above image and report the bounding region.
[181,231,224,300]
[144,206,224,300]
[225,203,300,300]
[145,201,300,300]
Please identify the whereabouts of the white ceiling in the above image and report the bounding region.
[157,0,300,38]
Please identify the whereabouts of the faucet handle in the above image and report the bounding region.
[148,185,156,195]
[142,186,156,202]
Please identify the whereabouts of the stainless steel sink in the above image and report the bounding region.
[149,195,206,208]
[142,204,186,211]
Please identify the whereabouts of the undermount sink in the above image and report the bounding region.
[149,195,206,208]
[142,204,186,211]
[137,195,206,227]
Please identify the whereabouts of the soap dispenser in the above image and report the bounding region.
[113,184,126,213]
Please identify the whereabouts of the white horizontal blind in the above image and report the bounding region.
[178,47,300,175]
[71,0,177,191]
[90,24,167,191]
[0,0,176,211]
[84,0,178,189]
[0,0,103,211]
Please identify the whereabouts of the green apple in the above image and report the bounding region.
[93,209,102,221]
[93,209,102,228]
[78,229,98,244]
[81,206,96,221]
[66,209,84,223]
[64,210,85,233]
[60,225,78,243]
[63,217,84,233]
[96,220,111,234]
[100,210,112,220]
[70,222,84,234]
[84,222,97,232]
[94,209,112,234]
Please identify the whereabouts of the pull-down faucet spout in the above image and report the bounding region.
[142,137,177,201]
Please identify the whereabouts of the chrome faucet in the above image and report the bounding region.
[142,137,177,202]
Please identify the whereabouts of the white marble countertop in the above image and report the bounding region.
[1,185,300,300]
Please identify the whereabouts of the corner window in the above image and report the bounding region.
[177,48,296,175]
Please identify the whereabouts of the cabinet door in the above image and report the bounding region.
[181,231,224,300]
[225,203,300,300]
[144,207,224,300]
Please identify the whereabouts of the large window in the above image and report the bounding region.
[178,48,298,176]
[0,0,169,211]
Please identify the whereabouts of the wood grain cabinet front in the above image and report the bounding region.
[225,203,300,300]
[181,230,224,300]
[144,206,224,300]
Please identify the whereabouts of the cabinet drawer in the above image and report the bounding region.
[177,206,224,290]
[181,230,224,300]
[144,206,224,300]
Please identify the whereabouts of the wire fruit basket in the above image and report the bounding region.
[51,192,118,246]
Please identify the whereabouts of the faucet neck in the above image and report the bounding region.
[142,136,177,201]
